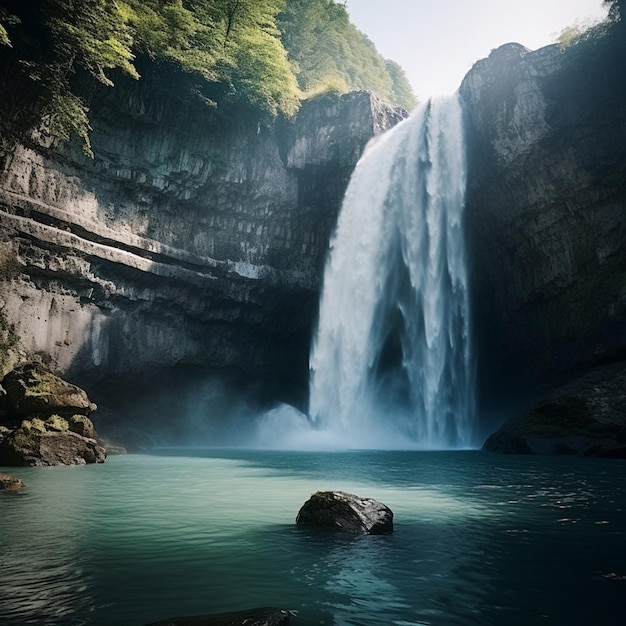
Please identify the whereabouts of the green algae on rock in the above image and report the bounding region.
[0,363,105,466]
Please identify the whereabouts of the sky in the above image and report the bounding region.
[343,0,609,100]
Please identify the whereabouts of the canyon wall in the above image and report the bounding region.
[1,22,625,449]
[0,72,405,410]
[461,25,626,450]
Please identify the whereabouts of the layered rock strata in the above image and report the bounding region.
[460,27,626,450]
[0,71,405,409]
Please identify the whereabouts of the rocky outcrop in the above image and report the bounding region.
[2,22,624,449]
[143,607,291,626]
[0,64,404,411]
[460,24,626,445]
[1,362,96,421]
[0,415,106,466]
[295,490,393,534]
[0,363,105,465]
[484,362,626,457]
[0,473,25,492]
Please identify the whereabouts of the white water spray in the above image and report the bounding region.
[308,94,475,449]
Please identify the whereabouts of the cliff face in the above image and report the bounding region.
[0,75,405,409]
[2,25,625,449]
[461,27,626,450]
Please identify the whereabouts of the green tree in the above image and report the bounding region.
[124,1,218,79]
[386,60,417,111]
[0,0,414,153]
[277,0,416,109]
[209,0,299,114]
[0,0,300,153]
[38,0,139,155]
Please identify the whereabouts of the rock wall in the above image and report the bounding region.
[0,68,405,409]
[2,24,625,444]
[460,26,626,436]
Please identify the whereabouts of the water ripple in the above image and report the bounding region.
[1,450,625,625]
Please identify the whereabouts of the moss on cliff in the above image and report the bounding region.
[0,307,18,376]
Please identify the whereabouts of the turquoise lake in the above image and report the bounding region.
[1,450,625,625]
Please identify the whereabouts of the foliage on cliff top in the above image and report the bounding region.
[0,0,416,156]
[555,0,622,49]
[277,0,416,110]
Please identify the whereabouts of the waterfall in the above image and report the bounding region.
[309,94,475,449]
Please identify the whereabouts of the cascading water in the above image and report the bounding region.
[309,94,475,449]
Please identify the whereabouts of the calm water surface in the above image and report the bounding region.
[1,450,625,625]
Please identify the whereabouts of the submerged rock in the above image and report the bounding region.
[143,607,291,626]
[104,444,127,456]
[483,362,626,458]
[296,490,393,534]
[0,472,25,492]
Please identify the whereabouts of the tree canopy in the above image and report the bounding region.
[277,0,416,109]
[0,0,416,155]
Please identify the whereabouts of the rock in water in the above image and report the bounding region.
[0,473,25,492]
[0,415,106,466]
[0,363,106,466]
[143,607,291,625]
[296,491,393,534]
[483,363,626,458]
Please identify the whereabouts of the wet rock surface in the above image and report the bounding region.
[143,607,291,626]
[460,25,626,448]
[484,362,626,458]
[296,490,393,534]
[0,472,25,492]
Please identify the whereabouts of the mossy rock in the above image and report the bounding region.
[0,473,25,492]
[45,415,70,432]
[67,414,96,439]
[23,418,47,433]
[0,415,105,466]
[1,362,96,418]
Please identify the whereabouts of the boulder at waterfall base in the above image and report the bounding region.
[296,490,393,534]
[483,363,626,458]
[0,363,105,466]
[0,473,25,492]
[1,362,96,420]
[0,415,106,466]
